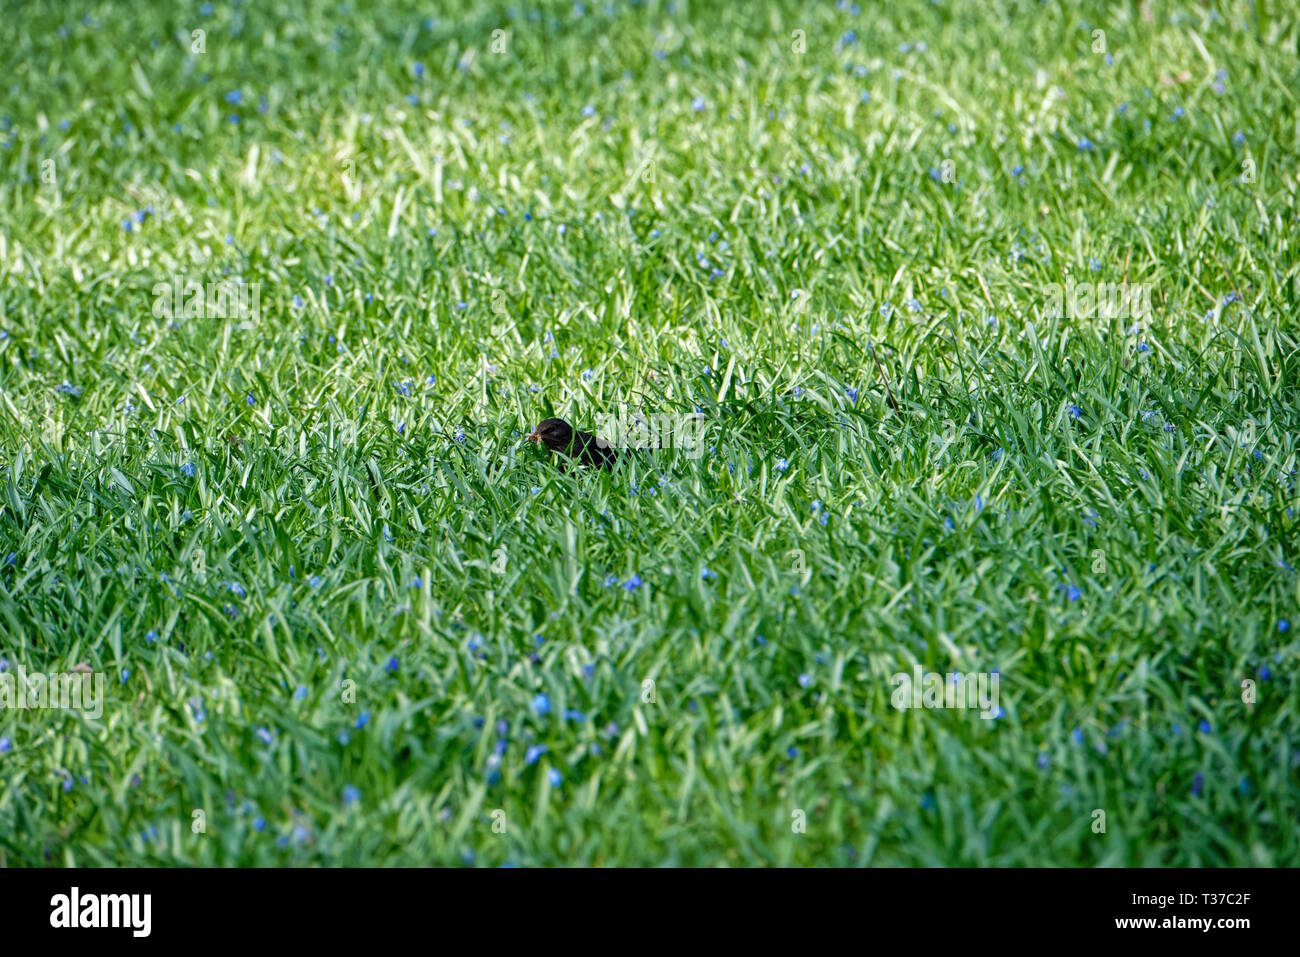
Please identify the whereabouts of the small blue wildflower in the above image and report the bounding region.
[343,784,361,806]
[532,692,551,716]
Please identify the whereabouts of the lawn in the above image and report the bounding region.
[0,0,1297,866]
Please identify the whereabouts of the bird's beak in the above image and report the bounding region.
[525,431,541,443]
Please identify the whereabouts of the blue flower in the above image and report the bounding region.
[580,104,596,118]
[0,737,10,753]
[1192,772,1204,796]
[525,744,547,765]
[624,574,643,592]
[385,656,399,672]
[413,62,424,78]
[181,462,196,476]
[1077,137,1094,151]
[547,768,563,787]
[1279,620,1290,632]
[775,458,789,472]
[845,386,859,404]
[293,685,307,700]
[798,673,812,688]
[1036,752,1049,769]
[256,726,274,745]
[224,90,243,105]
[1198,720,1212,734]
[692,96,707,112]
[343,784,361,805]
[564,709,586,722]
[1071,727,1084,744]
[1067,404,1082,419]
[532,693,551,716]
[701,568,717,580]
[355,711,370,729]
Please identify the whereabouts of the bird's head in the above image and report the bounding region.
[526,417,574,453]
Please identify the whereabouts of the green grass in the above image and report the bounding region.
[0,0,1298,866]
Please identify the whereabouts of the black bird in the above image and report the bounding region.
[526,417,618,469]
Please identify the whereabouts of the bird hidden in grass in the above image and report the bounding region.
[526,417,618,469]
